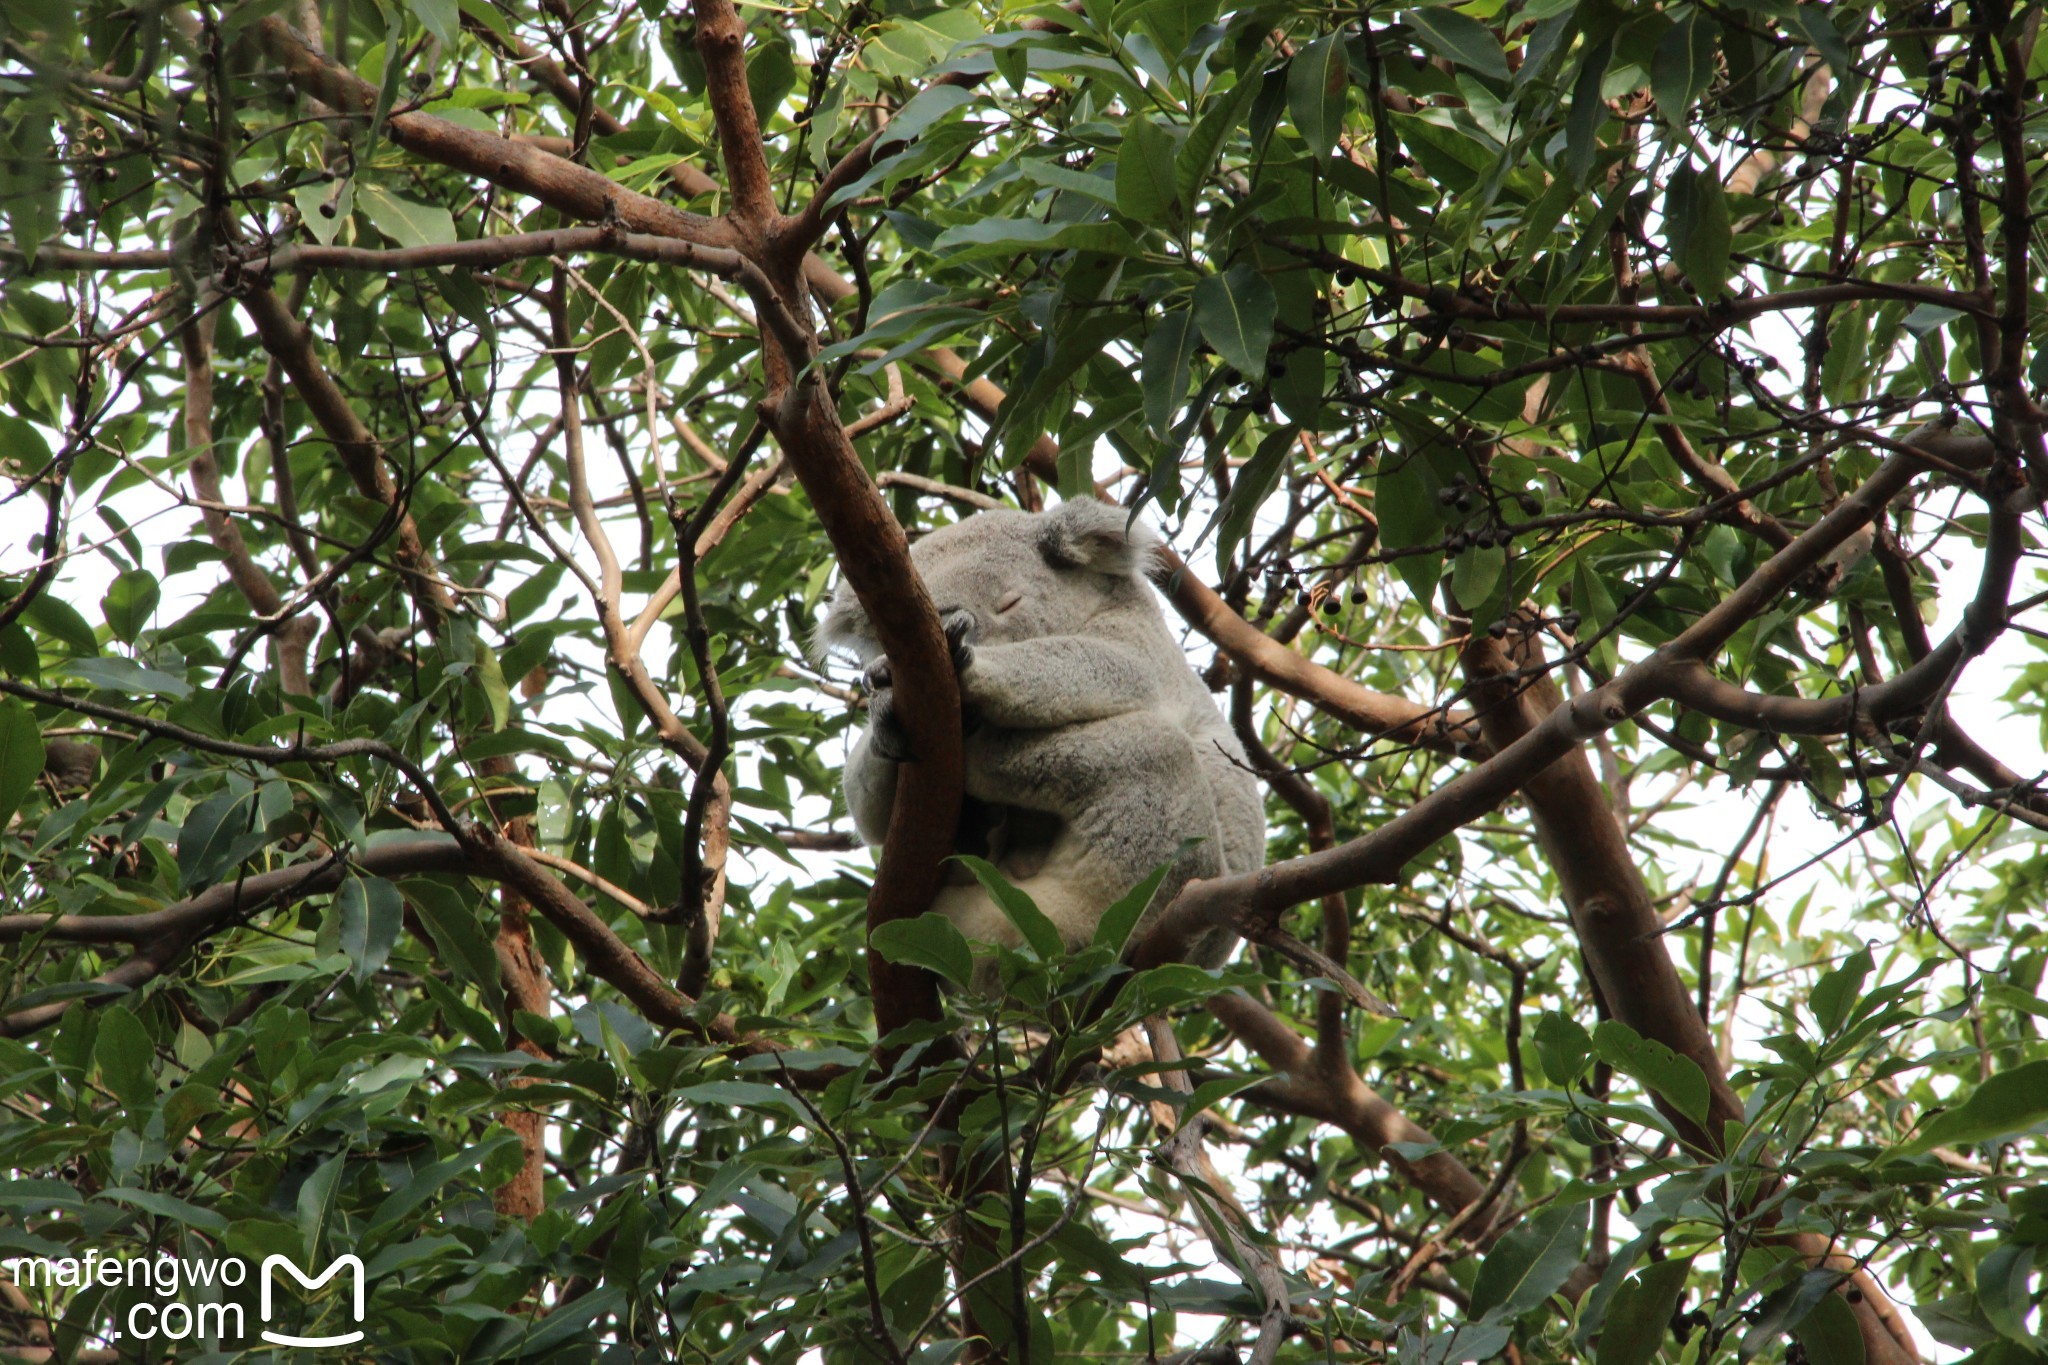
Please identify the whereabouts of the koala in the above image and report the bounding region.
[816,500,1266,977]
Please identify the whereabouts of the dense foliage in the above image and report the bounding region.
[2,0,2046,1361]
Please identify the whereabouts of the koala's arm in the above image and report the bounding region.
[843,727,899,847]
[960,635,1164,729]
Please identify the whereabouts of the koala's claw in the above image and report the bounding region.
[867,687,913,762]
[864,657,894,693]
[942,609,978,671]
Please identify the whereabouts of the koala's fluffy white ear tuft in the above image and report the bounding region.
[1037,500,1161,578]
[811,584,872,666]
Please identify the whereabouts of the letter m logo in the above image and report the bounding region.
[258,1253,366,1347]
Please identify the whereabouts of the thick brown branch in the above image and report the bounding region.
[245,18,735,250]
[0,837,463,946]
[1135,449,1927,961]
[455,823,735,1042]
[1161,547,1484,757]
[236,230,746,277]
[1210,991,1493,1222]
[690,0,779,231]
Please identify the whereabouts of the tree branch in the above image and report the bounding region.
[244,17,736,250]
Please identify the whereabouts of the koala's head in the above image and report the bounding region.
[815,500,1162,664]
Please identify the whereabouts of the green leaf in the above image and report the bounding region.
[1893,1059,2048,1157]
[1403,8,1509,81]
[1178,76,1256,206]
[292,179,353,247]
[1903,303,1965,338]
[1740,1268,1836,1359]
[1792,1289,1867,1365]
[95,1005,156,1109]
[1593,1020,1711,1126]
[956,855,1063,959]
[1976,1242,2036,1343]
[60,656,190,699]
[673,1079,808,1120]
[877,85,973,155]
[1534,1010,1592,1086]
[1092,860,1174,955]
[1192,264,1276,380]
[1597,1256,1694,1365]
[454,0,514,44]
[357,182,457,251]
[1565,36,1614,187]
[1376,455,1444,607]
[1651,12,1720,123]
[97,1187,229,1233]
[0,700,44,832]
[1286,31,1349,158]
[1116,115,1182,225]
[406,0,457,45]
[418,974,503,1051]
[474,637,510,732]
[27,594,100,658]
[870,912,977,988]
[367,1132,518,1232]
[931,218,1142,259]
[100,569,160,644]
[1576,1224,1668,1349]
[1793,6,1856,82]
[436,269,498,347]
[404,878,505,1014]
[1809,944,1872,1036]
[1218,425,1297,571]
[1469,1195,1588,1320]
[177,788,265,889]
[1450,544,1504,615]
[1142,307,1200,438]
[745,33,796,127]
[338,874,405,985]
[1666,164,1732,297]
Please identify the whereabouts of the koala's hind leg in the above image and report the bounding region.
[965,717,1219,889]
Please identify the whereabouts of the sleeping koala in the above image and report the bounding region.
[816,500,1266,976]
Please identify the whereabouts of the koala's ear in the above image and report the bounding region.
[1037,499,1162,577]
[811,582,874,665]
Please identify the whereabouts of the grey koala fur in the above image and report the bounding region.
[816,500,1266,976]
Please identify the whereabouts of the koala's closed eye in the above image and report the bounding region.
[994,589,1024,614]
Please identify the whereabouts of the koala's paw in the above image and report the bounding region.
[864,656,894,693]
[942,608,978,672]
[866,685,914,763]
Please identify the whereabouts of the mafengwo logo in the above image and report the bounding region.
[2,1250,366,1349]
[258,1254,367,1347]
